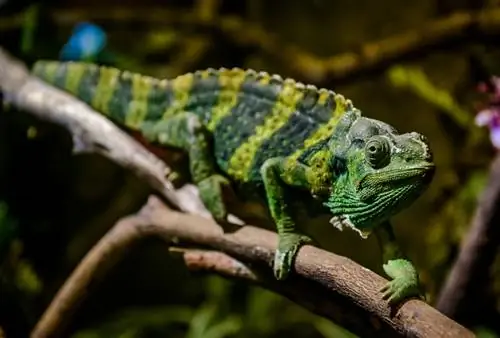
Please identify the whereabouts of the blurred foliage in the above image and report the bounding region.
[72,276,356,338]
[387,65,473,128]
[1,0,500,337]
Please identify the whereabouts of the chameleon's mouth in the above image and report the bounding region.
[325,163,435,238]
[357,163,435,202]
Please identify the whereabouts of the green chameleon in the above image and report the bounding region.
[31,61,435,304]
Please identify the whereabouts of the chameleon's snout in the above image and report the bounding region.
[357,162,435,202]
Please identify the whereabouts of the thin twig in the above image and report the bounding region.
[436,153,500,322]
[31,196,473,338]
[173,248,260,281]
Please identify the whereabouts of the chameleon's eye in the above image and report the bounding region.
[365,137,390,169]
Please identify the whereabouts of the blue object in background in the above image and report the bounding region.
[59,22,107,61]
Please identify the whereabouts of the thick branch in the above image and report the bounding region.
[3,7,500,82]
[31,196,473,338]
[436,153,500,321]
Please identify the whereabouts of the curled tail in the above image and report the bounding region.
[31,61,191,130]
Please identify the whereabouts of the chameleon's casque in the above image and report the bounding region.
[32,61,435,304]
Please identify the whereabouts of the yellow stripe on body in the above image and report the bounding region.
[64,62,87,95]
[287,93,352,164]
[90,66,120,115]
[161,72,194,119]
[227,78,304,181]
[206,68,247,132]
[125,73,155,128]
[317,89,331,106]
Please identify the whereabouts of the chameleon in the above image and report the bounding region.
[31,61,435,304]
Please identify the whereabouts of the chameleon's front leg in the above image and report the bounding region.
[260,157,316,280]
[140,113,230,222]
[375,221,422,305]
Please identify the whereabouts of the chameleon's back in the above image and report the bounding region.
[32,61,354,183]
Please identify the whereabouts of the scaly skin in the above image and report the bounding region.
[31,61,435,305]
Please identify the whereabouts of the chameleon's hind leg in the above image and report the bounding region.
[141,113,230,222]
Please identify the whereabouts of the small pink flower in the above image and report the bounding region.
[475,76,500,150]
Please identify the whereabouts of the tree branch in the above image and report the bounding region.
[31,196,473,338]
[436,153,500,322]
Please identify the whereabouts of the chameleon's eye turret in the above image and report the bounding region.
[365,136,390,169]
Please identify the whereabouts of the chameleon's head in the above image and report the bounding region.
[324,114,435,238]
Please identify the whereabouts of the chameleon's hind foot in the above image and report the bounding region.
[198,174,231,222]
[273,233,315,280]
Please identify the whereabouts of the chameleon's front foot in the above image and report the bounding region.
[380,258,421,305]
[273,233,314,280]
[198,174,231,222]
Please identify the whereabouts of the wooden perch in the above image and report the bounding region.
[31,196,474,338]
[0,48,473,337]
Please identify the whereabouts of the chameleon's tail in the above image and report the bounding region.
[31,60,184,130]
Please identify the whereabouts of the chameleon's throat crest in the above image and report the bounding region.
[329,215,370,239]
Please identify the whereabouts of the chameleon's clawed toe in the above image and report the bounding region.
[378,277,419,305]
[379,282,397,302]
